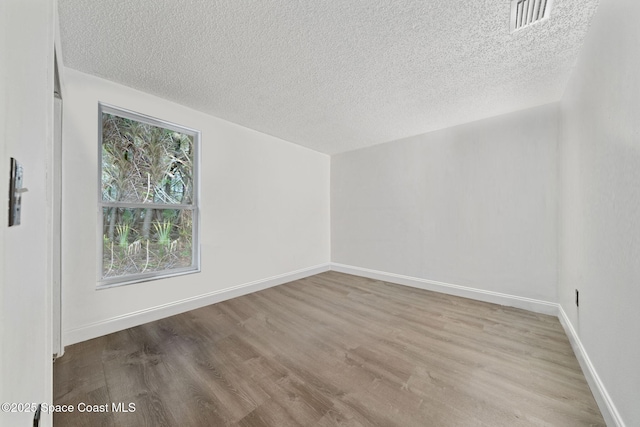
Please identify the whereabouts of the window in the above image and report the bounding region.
[99,103,200,287]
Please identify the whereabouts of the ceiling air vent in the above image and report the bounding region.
[511,0,552,32]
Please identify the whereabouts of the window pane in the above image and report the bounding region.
[101,113,194,205]
[102,207,194,279]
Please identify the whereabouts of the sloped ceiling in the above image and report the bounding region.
[58,0,599,154]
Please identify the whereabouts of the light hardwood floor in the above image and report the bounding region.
[54,272,605,426]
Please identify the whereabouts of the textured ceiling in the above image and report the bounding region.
[58,0,599,154]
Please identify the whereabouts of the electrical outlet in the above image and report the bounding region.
[575,289,579,307]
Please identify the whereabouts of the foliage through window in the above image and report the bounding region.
[99,103,199,286]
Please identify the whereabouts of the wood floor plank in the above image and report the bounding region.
[54,272,605,426]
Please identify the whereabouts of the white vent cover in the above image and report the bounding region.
[511,0,553,32]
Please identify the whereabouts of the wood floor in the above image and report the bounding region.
[54,272,605,426]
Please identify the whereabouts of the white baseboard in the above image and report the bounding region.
[557,306,625,427]
[64,263,331,345]
[331,263,558,316]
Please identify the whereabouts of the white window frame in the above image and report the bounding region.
[97,103,201,288]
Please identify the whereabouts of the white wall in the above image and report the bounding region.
[332,104,559,305]
[53,2,640,425]
[1,0,55,426]
[560,0,640,425]
[62,69,330,344]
